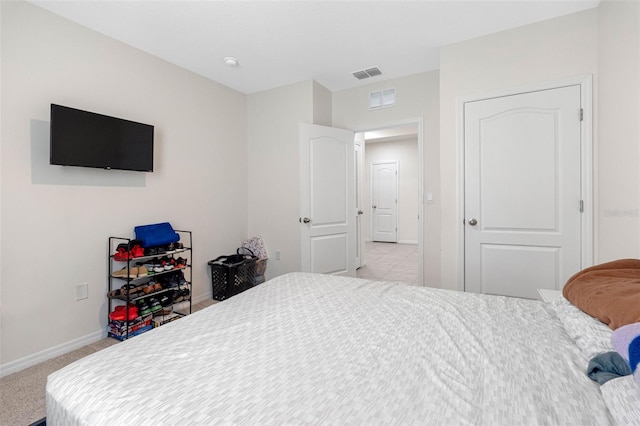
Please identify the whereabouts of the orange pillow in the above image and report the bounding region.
[563,259,640,330]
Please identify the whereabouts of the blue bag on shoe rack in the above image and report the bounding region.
[134,222,180,248]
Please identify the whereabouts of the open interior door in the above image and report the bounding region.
[300,123,356,277]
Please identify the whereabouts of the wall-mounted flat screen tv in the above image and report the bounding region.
[50,104,154,172]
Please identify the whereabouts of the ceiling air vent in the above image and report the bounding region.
[352,66,382,80]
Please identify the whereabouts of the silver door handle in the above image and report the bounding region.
[357,210,364,215]
[468,218,478,226]
[302,217,311,224]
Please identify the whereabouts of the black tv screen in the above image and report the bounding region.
[50,104,154,172]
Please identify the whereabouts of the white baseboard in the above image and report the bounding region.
[366,239,418,245]
[1,294,215,378]
[0,328,106,378]
[192,292,212,305]
[398,240,418,245]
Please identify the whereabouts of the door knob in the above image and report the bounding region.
[468,218,478,226]
[302,217,311,224]
[372,205,377,209]
[357,210,364,215]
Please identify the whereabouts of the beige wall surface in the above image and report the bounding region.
[364,138,419,244]
[1,1,248,367]
[333,70,441,287]
[246,81,314,279]
[439,9,600,291]
[597,0,640,261]
[313,81,333,127]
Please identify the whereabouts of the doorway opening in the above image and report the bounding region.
[354,121,423,285]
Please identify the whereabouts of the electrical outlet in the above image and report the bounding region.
[275,250,281,260]
[76,282,88,301]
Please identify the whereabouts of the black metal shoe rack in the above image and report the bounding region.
[107,230,192,340]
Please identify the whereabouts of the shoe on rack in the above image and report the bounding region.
[144,247,158,256]
[175,288,191,302]
[109,304,138,321]
[160,276,174,289]
[164,290,178,304]
[137,300,152,316]
[157,307,174,316]
[159,256,175,271]
[175,257,187,268]
[113,243,133,261]
[130,244,145,258]
[159,294,172,307]
[112,266,139,279]
[136,266,148,278]
[109,307,125,321]
[175,270,187,285]
[121,283,145,298]
[148,298,162,313]
[162,272,180,289]
[144,246,166,256]
[135,262,155,275]
[147,258,164,273]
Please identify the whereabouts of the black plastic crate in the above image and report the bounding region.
[208,252,257,301]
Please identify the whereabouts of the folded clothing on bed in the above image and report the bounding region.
[563,259,640,330]
[587,351,632,385]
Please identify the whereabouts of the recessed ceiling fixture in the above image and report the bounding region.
[224,56,239,67]
[352,66,382,80]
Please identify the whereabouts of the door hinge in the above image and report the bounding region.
[580,108,584,121]
[580,200,584,213]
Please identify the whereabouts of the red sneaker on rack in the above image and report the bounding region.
[113,246,133,261]
[109,304,138,321]
[131,244,145,258]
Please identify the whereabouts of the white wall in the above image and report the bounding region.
[246,81,314,279]
[313,81,333,127]
[439,9,600,291]
[332,71,441,287]
[1,1,248,370]
[364,137,419,244]
[597,0,640,260]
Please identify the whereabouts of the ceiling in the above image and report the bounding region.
[30,0,600,95]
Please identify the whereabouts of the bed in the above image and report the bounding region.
[46,271,640,425]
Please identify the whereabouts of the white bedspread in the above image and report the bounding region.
[47,273,613,425]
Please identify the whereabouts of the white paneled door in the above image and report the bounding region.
[371,161,398,243]
[300,123,356,277]
[464,85,582,299]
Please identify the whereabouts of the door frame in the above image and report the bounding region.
[370,160,399,243]
[455,75,594,292]
[355,117,424,285]
[354,136,364,268]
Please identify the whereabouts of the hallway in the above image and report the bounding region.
[356,242,420,285]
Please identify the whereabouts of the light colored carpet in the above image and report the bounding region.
[0,299,217,426]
